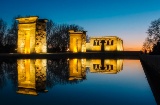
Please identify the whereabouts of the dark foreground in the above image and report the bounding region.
[140,55,160,105]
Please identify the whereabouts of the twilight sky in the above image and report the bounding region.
[1,0,160,51]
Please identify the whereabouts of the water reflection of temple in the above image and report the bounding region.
[16,58,123,95]
[17,59,47,95]
[86,59,123,74]
[68,59,123,78]
[69,59,86,80]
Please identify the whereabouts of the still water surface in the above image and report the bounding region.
[0,59,156,105]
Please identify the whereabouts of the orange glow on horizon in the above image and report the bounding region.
[124,44,142,51]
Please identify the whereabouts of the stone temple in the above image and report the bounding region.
[16,16,123,53]
[69,30,123,52]
[16,16,47,54]
[69,30,87,53]
[86,36,123,52]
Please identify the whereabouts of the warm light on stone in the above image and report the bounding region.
[69,30,87,53]
[69,58,123,77]
[17,59,47,95]
[16,16,47,54]
[86,59,123,74]
[69,58,86,80]
[86,36,123,51]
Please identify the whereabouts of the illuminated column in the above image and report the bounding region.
[69,30,87,53]
[116,37,123,51]
[69,59,86,80]
[16,16,47,54]
[17,59,47,95]
[120,39,123,51]
[35,20,47,53]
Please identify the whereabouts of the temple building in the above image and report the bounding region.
[69,30,123,52]
[69,30,87,53]
[86,36,123,51]
[86,59,123,74]
[69,59,86,80]
[16,16,47,54]
[17,59,47,95]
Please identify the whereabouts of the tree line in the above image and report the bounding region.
[142,18,160,54]
[0,16,89,53]
[0,18,17,53]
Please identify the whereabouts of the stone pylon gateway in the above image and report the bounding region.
[16,16,47,54]
[69,30,87,53]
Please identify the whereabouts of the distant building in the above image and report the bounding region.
[16,16,47,54]
[69,30,123,52]
[86,36,123,52]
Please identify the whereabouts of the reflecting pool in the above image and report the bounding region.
[0,58,156,105]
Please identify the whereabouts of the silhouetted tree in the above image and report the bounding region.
[46,20,56,52]
[0,19,7,52]
[4,17,18,53]
[142,36,153,53]
[150,42,160,54]
[142,18,160,53]
[47,22,84,52]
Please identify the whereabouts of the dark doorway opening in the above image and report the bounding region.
[100,40,106,52]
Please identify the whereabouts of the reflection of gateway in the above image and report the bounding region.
[86,59,123,74]
[17,59,47,95]
[69,59,86,80]
[68,59,123,80]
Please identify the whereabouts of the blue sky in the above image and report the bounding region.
[1,0,160,50]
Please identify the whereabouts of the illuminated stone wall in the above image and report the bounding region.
[35,20,47,53]
[69,59,86,80]
[86,59,123,74]
[17,59,47,95]
[86,36,123,51]
[16,16,47,54]
[69,30,86,53]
